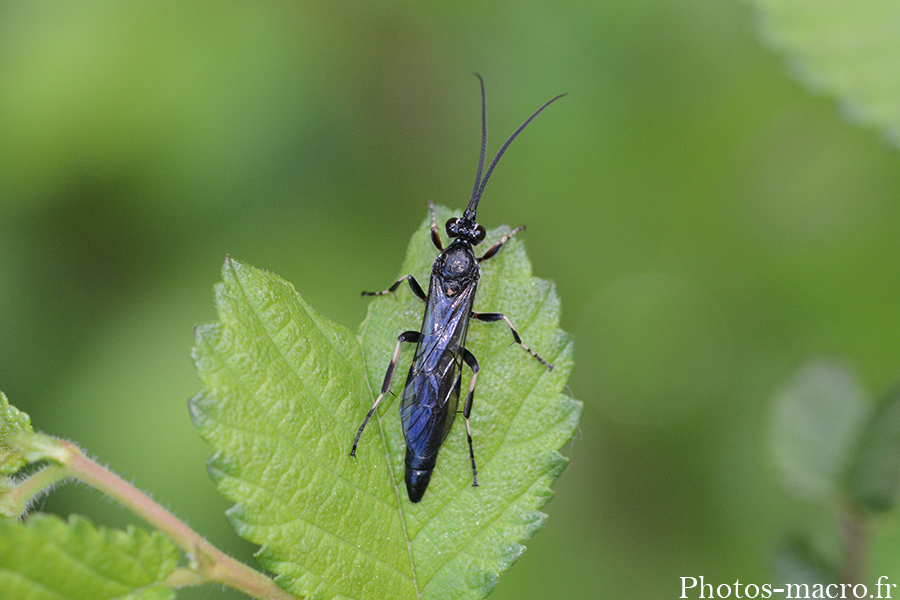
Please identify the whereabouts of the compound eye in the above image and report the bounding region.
[446,218,459,238]
[472,224,486,245]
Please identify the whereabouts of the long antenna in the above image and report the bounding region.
[464,79,566,220]
[469,73,488,216]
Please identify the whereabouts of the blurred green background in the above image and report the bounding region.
[2,1,899,598]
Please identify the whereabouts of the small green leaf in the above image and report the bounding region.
[770,359,869,502]
[845,384,900,512]
[750,0,900,145]
[0,514,179,600]
[191,206,580,600]
[0,392,32,474]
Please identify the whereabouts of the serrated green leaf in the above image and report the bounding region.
[844,384,900,512]
[770,358,869,502]
[0,514,178,600]
[0,392,32,474]
[190,206,580,600]
[190,256,405,599]
[750,0,900,146]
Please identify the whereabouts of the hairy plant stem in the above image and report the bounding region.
[25,436,298,600]
[1,463,69,518]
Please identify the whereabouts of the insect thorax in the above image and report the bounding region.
[435,242,480,296]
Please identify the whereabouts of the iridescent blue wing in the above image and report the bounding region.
[400,275,477,461]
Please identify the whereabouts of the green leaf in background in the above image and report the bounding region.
[0,514,178,600]
[0,391,32,474]
[845,384,900,512]
[770,535,837,591]
[770,358,869,502]
[750,0,900,146]
[190,206,580,600]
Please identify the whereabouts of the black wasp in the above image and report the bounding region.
[350,75,564,503]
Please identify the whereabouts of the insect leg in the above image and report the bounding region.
[472,311,554,370]
[478,225,525,262]
[427,201,443,250]
[361,274,427,302]
[350,330,421,457]
[460,347,480,487]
